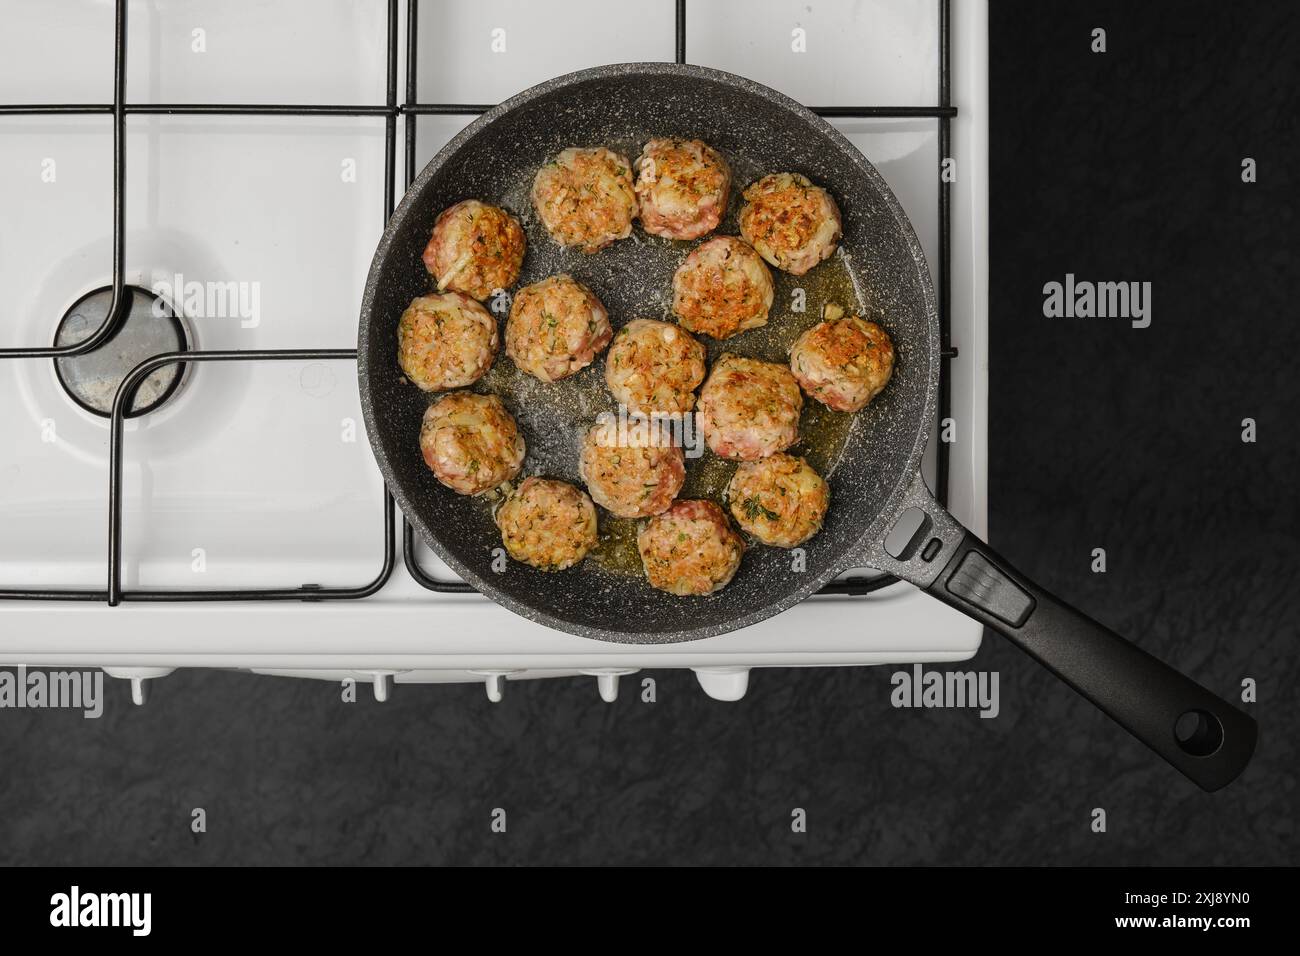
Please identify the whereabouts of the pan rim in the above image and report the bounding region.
[358,61,940,644]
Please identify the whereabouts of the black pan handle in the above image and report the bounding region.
[863,471,1257,792]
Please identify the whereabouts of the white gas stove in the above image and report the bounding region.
[0,0,988,704]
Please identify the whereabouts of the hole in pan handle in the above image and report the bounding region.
[864,470,1258,793]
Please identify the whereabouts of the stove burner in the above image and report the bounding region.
[53,286,188,418]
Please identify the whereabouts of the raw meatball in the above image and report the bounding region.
[634,138,731,241]
[495,477,598,571]
[506,274,612,382]
[531,147,637,253]
[672,236,774,340]
[637,500,745,596]
[604,318,707,415]
[697,354,803,461]
[422,199,526,301]
[739,172,842,275]
[727,453,830,548]
[419,391,525,496]
[396,292,499,392]
[790,307,895,411]
[579,423,686,518]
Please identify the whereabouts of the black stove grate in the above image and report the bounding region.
[0,0,399,603]
[0,0,955,604]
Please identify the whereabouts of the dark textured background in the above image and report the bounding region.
[2,0,1296,866]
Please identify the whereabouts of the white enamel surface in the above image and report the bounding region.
[694,666,751,702]
[1,0,388,591]
[0,1,989,681]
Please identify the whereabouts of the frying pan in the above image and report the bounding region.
[358,63,1256,791]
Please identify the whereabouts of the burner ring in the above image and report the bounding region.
[53,285,189,418]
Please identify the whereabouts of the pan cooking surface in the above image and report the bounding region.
[359,63,939,643]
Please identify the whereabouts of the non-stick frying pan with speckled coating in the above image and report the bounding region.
[358,63,1254,791]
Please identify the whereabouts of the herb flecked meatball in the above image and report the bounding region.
[506,274,612,383]
[697,353,803,461]
[671,236,774,340]
[531,147,637,253]
[604,318,707,415]
[422,199,525,301]
[579,422,686,519]
[495,477,599,571]
[634,138,731,241]
[396,291,499,392]
[789,305,895,412]
[739,172,842,276]
[637,499,745,596]
[419,391,525,496]
[727,453,830,548]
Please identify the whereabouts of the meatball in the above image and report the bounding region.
[495,477,598,571]
[419,391,525,496]
[727,453,830,548]
[637,500,745,596]
[634,138,731,241]
[671,236,774,340]
[506,274,613,382]
[579,422,686,518]
[790,306,895,411]
[697,354,803,461]
[604,318,706,415]
[739,172,842,275]
[396,292,499,392]
[421,199,526,301]
[531,147,637,253]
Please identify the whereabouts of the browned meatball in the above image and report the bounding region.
[579,423,686,518]
[739,173,842,275]
[634,138,731,241]
[396,292,499,392]
[604,318,707,416]
[637,500,745,596]
[506,275,612,382]
[789,306,895,411]
[419,391,525,496]
[495,477,598,571]
[727,453,830,548]
[671,236,774,340]
[531,147,637,253]
[697,354,803,461]
[422,199,526,301]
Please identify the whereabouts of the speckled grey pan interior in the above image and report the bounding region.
[358,62,940,644]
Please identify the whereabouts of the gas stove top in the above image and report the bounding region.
[0,0,988,703]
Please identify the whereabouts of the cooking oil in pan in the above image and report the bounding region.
[590,516,643,575]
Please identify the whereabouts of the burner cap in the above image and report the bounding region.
[53,285,188,418]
